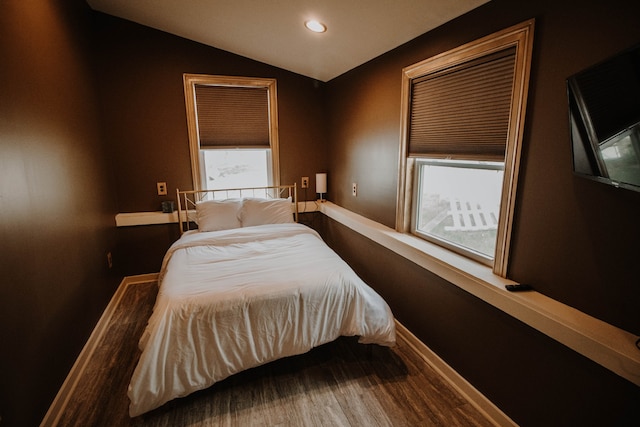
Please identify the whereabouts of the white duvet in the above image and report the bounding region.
[128,223,396,416]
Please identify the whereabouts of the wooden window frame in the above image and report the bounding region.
[183,74,280,192]
[396,19,535,277]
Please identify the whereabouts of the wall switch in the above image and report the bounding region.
[301,176,309,189]
[352,183,357,196]
[107,252,113,269]
[157,182,167,196]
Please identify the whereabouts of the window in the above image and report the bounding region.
[397,20,535,275]
[183,74,280,194]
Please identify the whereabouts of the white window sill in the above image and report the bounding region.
[319,201,640,386]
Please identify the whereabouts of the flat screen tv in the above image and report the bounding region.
[567,44,640,192]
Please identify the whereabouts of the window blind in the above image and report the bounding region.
[408,47,516,161]
[194,84,270,148]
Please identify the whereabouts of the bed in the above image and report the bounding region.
[127,185,396,416]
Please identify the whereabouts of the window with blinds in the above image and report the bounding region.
[183,75,280,192]
[397,20,534,276]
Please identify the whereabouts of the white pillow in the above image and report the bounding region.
[239,197,293,227]
[195,199,242,232]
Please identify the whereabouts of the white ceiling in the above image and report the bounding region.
[87,0,489,82]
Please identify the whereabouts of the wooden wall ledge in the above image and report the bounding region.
[319,201,640,387]
[115,211,179,227]
[115,202,319,227]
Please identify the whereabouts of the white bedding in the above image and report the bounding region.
[128,223,396,416]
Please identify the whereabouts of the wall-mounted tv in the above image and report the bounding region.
[567,44,640,192]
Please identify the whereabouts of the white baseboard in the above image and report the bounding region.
[40,274,157,427]
[395,321,517,427]
[41,274,512,427]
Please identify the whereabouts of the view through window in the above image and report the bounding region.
[414,160,504,262]
[202,149,270,196]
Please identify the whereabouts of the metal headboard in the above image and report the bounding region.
[176,184,298,234]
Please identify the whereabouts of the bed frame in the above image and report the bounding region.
[176,184,298,234]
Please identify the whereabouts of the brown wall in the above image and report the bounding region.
[3,0,639,425]
[92,12,328,212]
[324,0,640,424]
[326,0,640,335]
[92,12,329,275]
[322,218,639,426]
[1,3,328,425]
[0,1,120,425]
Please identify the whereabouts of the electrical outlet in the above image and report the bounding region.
[352,182,357,196]
[157,182,167,196]
[301,176,309,189]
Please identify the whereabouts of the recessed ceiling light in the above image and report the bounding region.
[305,20,327,33]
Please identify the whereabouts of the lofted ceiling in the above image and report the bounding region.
[87,0,489,82]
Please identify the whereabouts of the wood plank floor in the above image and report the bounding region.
[53,281,496,427]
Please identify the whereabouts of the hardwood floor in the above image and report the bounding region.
[52,281,496,427]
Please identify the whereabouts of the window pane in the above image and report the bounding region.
[416,160,504,261]
[600,131,640,187]
[202,149,269,194]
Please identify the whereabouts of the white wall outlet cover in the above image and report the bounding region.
[157,182,167,195]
